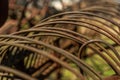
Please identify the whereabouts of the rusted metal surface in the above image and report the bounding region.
[0,1,120,80]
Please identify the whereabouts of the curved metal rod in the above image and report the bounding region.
[82,8,120,19]
[12,40,101,79]
[11,27,120,61]
[29,33,84,43]
[6,27,120,77]
[82,9,120,28]
[81,6,120,16]
[63,15,120,35]
[94,43,120,61]
[37,27,120,58]
[34,21,120,45]
[26,30,120,68]
[11,33,120,77]
[0,65,37,80]
[44,19,120,42]
[78,39,120,75]
[37,11,120,34]
[12,29,86,43]
[37,11,120,29]
[10,26,120,64]
[12,27,89,41]
[28,32,120,61]
[0,41,85,80]
[78,39,120,64]
[0,35,102,80]
[5,32,120,78]
[10,27,118,67]
[3,23,120,77]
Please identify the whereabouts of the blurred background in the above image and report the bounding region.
[3,0,119,34]
[3,0,81,34]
